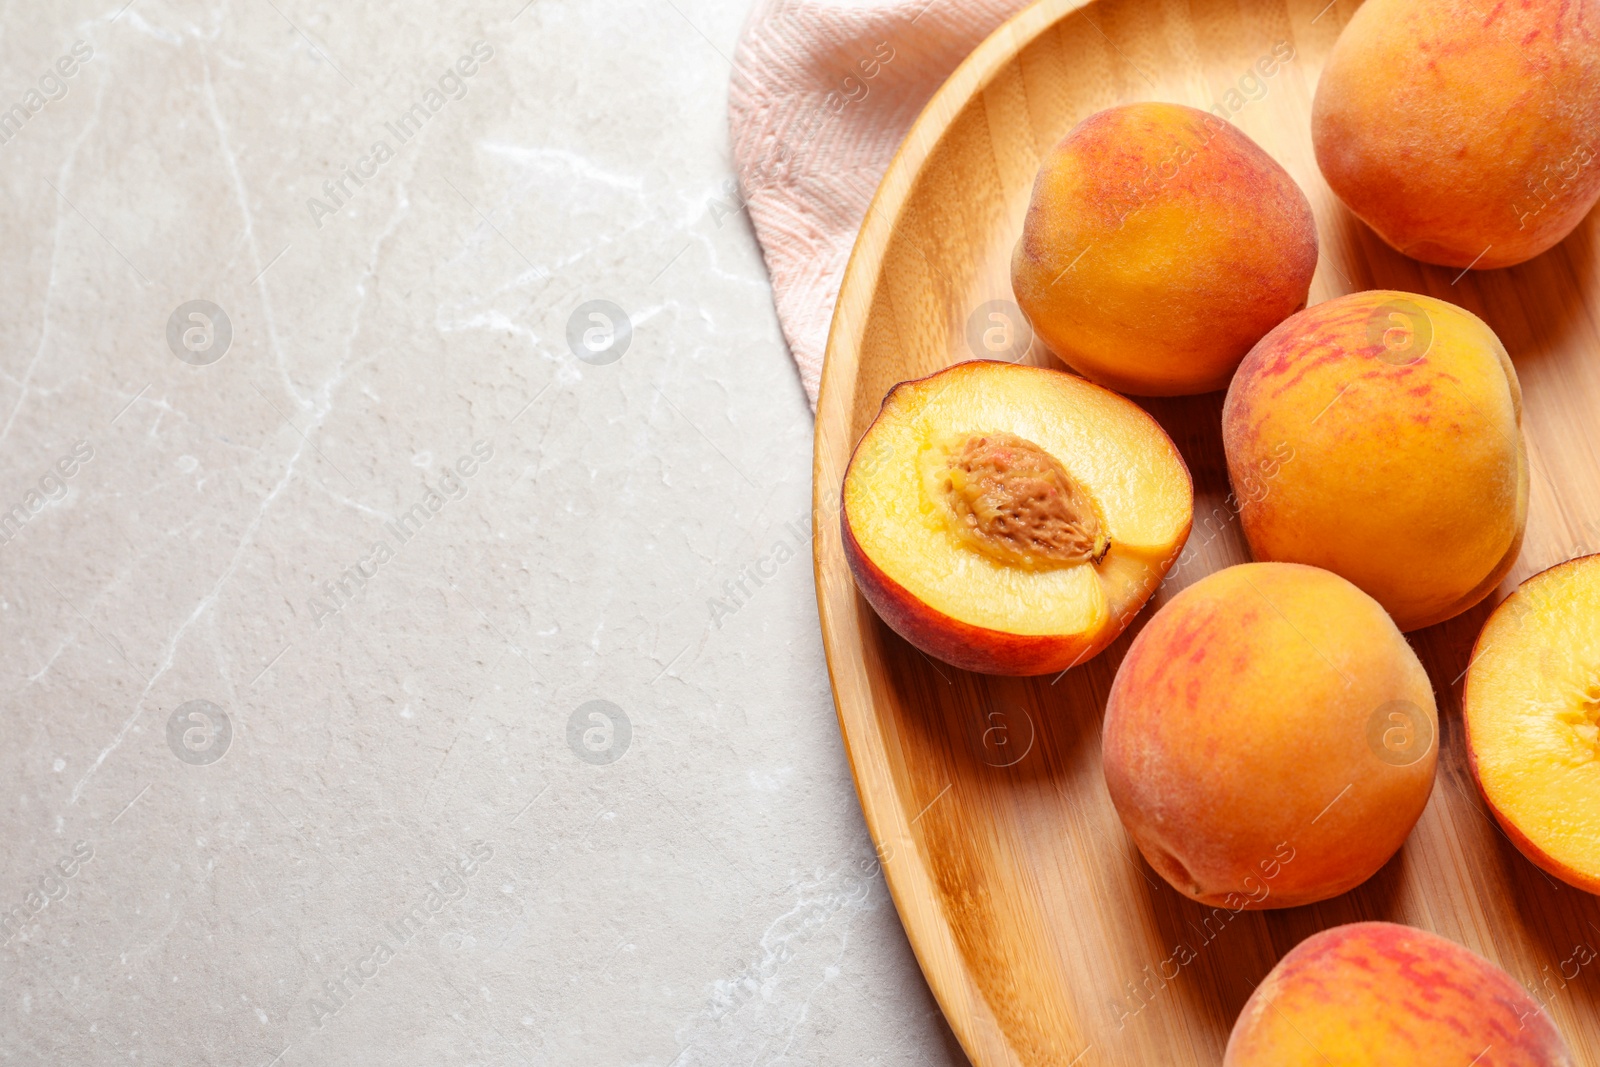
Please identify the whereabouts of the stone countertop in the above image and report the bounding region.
[0,2,967,1064]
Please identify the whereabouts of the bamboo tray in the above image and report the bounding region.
[811,0,1600,1063]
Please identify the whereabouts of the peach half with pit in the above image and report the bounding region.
[840,360,1192,676]
[1466,553,1600,894]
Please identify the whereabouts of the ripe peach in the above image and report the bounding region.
[1011,101,1317,396]
[840,360,1192,676]
[1313,0,1600,269]
[1103,563,1437,908]
[1226,922,1574,1066]
[1466,553,1600,893]
[1223,291,1527,632]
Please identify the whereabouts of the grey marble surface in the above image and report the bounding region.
[0,2,967,1063]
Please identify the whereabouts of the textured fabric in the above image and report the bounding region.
[729,0,1034,407]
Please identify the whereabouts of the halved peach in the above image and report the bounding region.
[1466,553,1600,893]
[840,360,1192,675]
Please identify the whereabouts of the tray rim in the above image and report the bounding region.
[811,1,1104,1064]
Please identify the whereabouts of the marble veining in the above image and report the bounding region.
[0,0,965,1064]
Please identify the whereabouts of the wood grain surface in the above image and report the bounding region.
[810,0,1600,1063]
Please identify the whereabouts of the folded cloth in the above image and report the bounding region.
[729,0,1033,407]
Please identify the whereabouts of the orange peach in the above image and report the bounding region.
[1223,290,1527,632]
[841,360,1192,676]
[1011,101,1317,396]
[1104,563,1437,908]
[1314,0,1600,269]
[1466,553,1600,893]
[1226,922,1574,1066]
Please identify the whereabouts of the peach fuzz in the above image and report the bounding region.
[1011,101,1317,396]
[840,360,1191,676]
[1314,0,1600,269]
[1466,553,1600,894]
[1103,563,1436,909]
[1226,922,1574,1066]
[1223,290,1527,633]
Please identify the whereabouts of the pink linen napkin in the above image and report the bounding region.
[729,0,1034,407]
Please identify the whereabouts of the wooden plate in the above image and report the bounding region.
[811,0,1600,1063]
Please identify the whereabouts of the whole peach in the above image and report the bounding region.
[1227,922,1574,1066]
[1314,0,1600,269]
[1012,102,1317,396]
[1223,291,1527,632]
[1103,563,1437,909]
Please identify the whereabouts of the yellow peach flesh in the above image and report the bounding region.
[1467,554,1600,892]
[842,361,1191,674]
